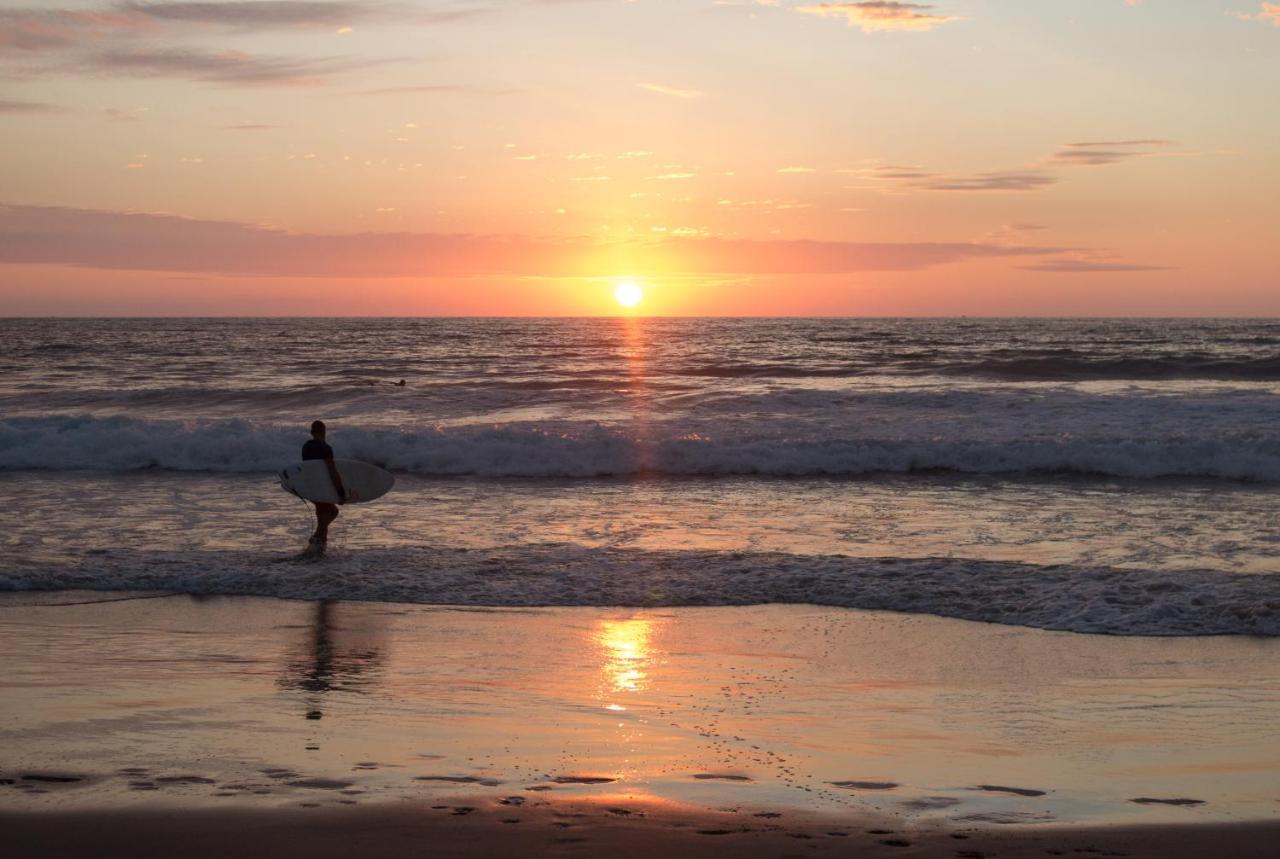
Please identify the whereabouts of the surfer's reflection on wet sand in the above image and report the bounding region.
[280,600,386,722]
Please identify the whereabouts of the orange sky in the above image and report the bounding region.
[1,1,1277,315]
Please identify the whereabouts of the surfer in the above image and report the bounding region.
[303,420,346,552]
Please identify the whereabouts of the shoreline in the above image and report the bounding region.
[3,594,1276,833]
[5,799,1278,858]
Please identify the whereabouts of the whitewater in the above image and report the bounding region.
[2,317,1277,635]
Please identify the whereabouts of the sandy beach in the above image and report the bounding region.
[2,593,1276,857]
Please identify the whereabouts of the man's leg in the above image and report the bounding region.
[312,503,339,546]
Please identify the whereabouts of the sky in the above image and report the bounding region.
[0,0,1277,316]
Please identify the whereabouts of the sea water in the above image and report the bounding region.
[2,317,1277,635]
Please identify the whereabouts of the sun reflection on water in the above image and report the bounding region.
[596,618,656,696]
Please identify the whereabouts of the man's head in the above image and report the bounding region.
[310,420,326,439]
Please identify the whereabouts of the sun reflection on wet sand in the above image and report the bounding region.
[596,618,657,697]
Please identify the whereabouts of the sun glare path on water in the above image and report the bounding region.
[614,281,643,308]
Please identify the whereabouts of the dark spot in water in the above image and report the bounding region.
[901,796,962,810]
[881,839,911,847]
[501,818,521,824]
[300,803,320,808]
[286,778,353,790]
[451,807,476,816]
[21,774,83,783]
[117,768,149,775]
[692,773,753,782]
[414,775,502,786]
[956,851,987,859]
[525,785,554,792]
[697,830,734,836]
[499,796,526,806]
[973,784,1047,798]
[827,831,849,837]
[753,812,783,818]
[553,838,588,844]
[830,780,898,791]
[868,830,895,835]
[1130,797,1205,807]
[157,776,217,785]
[789,833,814,840]
[553,776,616,785]
[129,782,158,791]
[606,808,638,817]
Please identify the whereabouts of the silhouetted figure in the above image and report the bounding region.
[303,420,346,553]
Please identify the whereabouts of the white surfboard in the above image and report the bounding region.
[279,459,395,504]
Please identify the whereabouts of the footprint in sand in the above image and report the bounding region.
[414,775,503,786]
[829,780,898,790]
[970,784,1048,797]
[286,778,353,790]
[1130,797,1205,807]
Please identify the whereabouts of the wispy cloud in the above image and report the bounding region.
[797,2,958,33]
[359,83,511,95]
[0,97,64,113]
[1047,139,1173,166]
[845,163,1055,192]
[1233,3,1280,25]
[921,171,1054,191]
[0,8,146,51]
[119,2,383,28]
[1022,256,1168,273]
[0,204,1066,277]
[637,82,703,98]
[83,47,380,86]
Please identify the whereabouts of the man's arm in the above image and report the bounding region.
[324,456,347,504]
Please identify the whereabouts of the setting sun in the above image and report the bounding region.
[614,281,644,309]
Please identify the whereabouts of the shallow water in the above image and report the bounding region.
[1,597,1275,824]
[3,472,1276,635]
[2,318,1278,634]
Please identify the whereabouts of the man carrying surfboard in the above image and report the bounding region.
[303,420,346,552]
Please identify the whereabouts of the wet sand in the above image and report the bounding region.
[5,799,1279,858]
[1,593,1277,856]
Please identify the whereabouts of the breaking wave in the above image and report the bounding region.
[2,546,1275,636]
[1,414,1278,481]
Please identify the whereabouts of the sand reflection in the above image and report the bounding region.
[280,601,387,721]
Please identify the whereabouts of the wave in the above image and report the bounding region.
[1,415,1278,481]
[3,546,1274,636]
[930,355,1280,382]
[669,355,1280,381]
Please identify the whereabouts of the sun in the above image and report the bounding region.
[614,280,644,308]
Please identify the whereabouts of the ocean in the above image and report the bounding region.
[2,317,1277,636]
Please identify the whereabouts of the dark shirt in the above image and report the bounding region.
[302,438,334,461]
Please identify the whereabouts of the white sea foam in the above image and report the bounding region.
[1,415,1278,481]
[2,546,1275,636]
